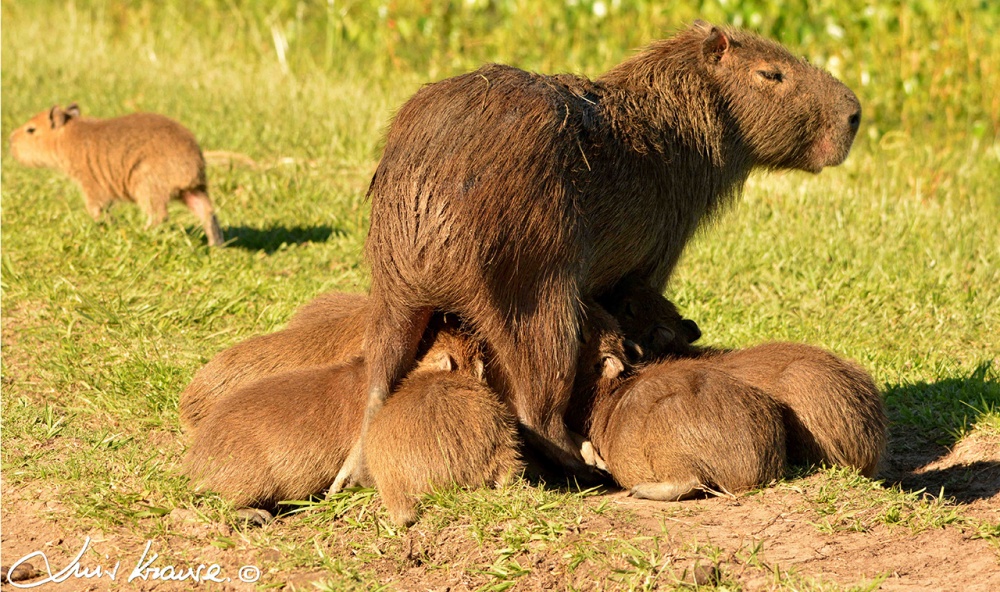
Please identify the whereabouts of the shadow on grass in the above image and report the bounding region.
[881,360,999,503]
[220,224,343,253]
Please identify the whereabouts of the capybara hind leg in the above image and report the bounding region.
[182,189,225,247]
[330,302,433,494]
[493,289,598,481]
[381,489,419,527]
[630,479,702,501]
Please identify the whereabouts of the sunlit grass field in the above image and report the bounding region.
[2,1,998,589]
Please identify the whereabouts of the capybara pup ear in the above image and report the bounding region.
[65,103,81,118]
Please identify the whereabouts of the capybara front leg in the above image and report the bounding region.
[498,291,604,483]
[329,302,432,495]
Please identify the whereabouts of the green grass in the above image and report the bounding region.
[2,1,999,590]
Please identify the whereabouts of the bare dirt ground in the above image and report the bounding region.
[3,434,998,591]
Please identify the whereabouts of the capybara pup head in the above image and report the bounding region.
[9,104,81,168]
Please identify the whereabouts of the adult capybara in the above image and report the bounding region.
[179,291,367,430]
[183,318,518,512]
[8,104,224,246]
[610,289,886,477]
[341,21,861,489]
[570,330,786,500]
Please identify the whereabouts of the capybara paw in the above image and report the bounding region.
[630,480,701,502]
[579,440,609,472]
[235,508,273,528]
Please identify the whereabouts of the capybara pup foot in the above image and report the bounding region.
[630,479,702,502]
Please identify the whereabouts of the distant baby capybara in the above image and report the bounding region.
[612,288,886,477]
[179,291,367,430]
[344,21,861,489]
[9,104,224,246]
[184,318,521,515]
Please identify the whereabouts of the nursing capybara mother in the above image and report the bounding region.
[335,21,861,489]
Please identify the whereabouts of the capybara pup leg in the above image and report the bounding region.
[630,478,702,502]
[182,189,224,247]
[133,177,170,230]
[330,302,434,493]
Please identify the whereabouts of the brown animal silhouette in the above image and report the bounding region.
[345,21,861,489]
[612,288,886,477]
[179,291,367,430]
[365,369,522,526]
[702,343,886,477]
[572,345,787,500]
[184,319,520,515]
[9,104,224,246]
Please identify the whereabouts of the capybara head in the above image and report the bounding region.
[598,282,702,361]
[692,21,861,172]
[9,104,81,168]
[413,313,486,381]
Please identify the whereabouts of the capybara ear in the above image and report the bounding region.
[602,354,625,379]
[65,103,81,118]
[702,26,730,62]
[426,351,456,372]
[681,318,702,343]
[48,105,75,128]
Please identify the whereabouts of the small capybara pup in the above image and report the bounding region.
[9,103,224,246]
[364,362,522,527]
[598,277,703,361]
[610,288,886,477]
[184,317,521,516]
[179,291,367,430]
[344,21,861,490]
[570,331,786,500]
[702,343,887,477]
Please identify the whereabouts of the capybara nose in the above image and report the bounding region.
[848,109,861,133]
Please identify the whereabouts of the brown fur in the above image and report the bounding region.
[183,322,518,511]
[702,343,887,477]
[349,22,860,487]
[612,289,886,477]
[9,104,224,246]
[365,372,522,526]
[178,291,367,431]
[579,355,787,500]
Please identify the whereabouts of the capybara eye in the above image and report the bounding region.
[26,126,36,134]
[757,69,784,83]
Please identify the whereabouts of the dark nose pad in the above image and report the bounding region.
[848,110,861,133]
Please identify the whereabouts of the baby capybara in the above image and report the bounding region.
[612,288,886,477]
[184,320,521,516]
[9,104,224,246]
[576,356,787,500]
[704,343,886,477]
[365,370,522,527]
[179,291,367,430]
[345,21,861,489]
